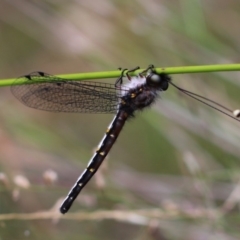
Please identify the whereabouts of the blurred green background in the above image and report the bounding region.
[1,0,240,239]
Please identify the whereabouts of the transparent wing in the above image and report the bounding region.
[11,72,122,114]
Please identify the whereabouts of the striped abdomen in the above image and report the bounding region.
[60,110,129,213]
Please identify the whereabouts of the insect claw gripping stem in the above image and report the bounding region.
[125,66,140,80]
[115,68,128,87]
[139,64,155,76]
[115,67,140,87]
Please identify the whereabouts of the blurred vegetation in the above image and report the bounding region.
[1,0,240,239]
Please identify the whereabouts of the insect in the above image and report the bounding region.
[11,65,240,214]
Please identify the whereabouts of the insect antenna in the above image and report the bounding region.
[168,81,240,122]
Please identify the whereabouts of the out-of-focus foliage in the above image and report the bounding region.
[1,0,240,239]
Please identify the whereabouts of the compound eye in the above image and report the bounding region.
[146,73,161,86]
[146,73,168,90]
[149,74,161,84]
[161,81,169,91]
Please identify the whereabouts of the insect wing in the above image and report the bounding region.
[11,72,120,114]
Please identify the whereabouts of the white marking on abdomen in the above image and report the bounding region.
[86,114,118,168]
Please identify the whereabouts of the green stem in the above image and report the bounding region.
[1,64,240,87]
